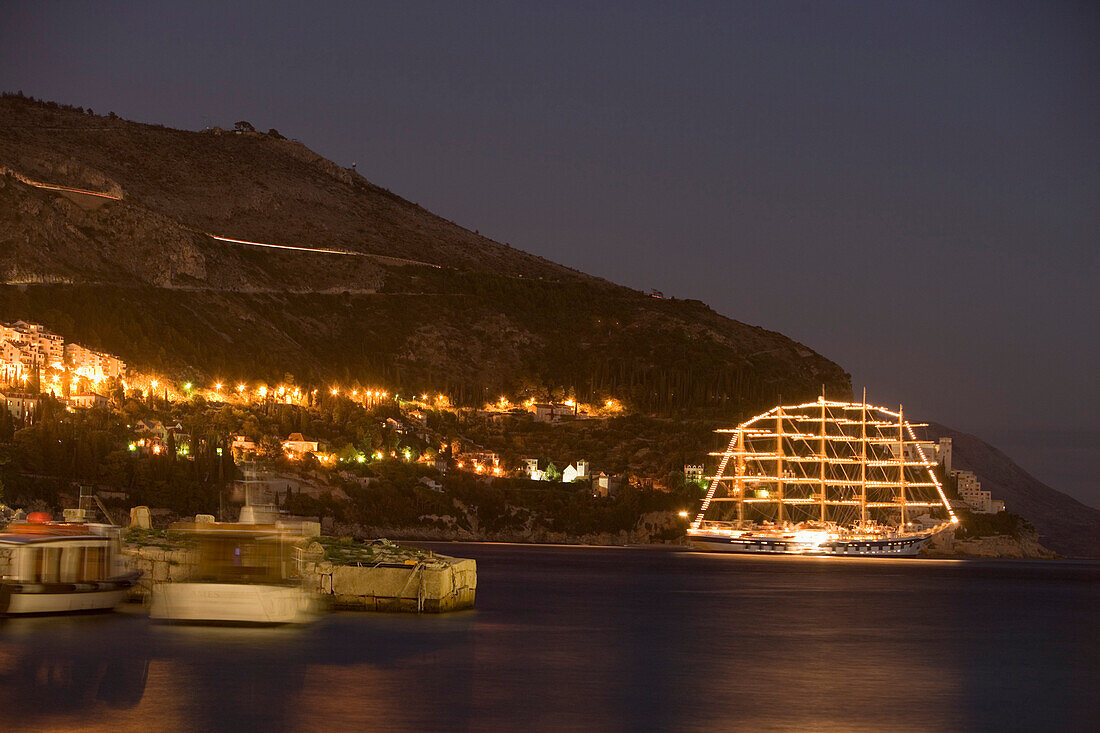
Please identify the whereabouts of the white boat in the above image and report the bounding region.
[687,394,958,558]
[149,522,314,625]
[0,518,141,615]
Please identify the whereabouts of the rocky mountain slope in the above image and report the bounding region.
[928,423,1100,558]
[0,95,849,413]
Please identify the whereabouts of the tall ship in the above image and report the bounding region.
[687,395,957,557]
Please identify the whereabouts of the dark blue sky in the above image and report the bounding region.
[2,1,1097,505]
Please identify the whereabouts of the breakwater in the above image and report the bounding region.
[300,554,477,613]
[122,533,476,613]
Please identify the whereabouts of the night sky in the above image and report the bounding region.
[2,2,1097,506]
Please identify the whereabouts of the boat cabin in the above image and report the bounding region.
[0,524,123,584]
[0,521,140,615]
[171,522,296,585]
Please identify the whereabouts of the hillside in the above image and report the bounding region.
[928,424,1100,558]
[0,94,849,414]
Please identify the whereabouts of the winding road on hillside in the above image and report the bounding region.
[16,174,441,268]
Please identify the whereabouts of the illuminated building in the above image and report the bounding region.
[952,470,1005,514]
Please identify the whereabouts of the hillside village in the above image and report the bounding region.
[0,319,714,541]
[0,320,1021,548]
[0,319,125,417]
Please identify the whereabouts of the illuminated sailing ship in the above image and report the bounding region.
[687,395,957,556]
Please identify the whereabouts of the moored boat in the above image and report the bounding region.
[0,517,141,615]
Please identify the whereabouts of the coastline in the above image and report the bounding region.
[368,530,1074,560]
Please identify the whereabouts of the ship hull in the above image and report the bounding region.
[689,532,931,557]
[150,581,315,625]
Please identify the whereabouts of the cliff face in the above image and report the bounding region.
[0,96,850,413]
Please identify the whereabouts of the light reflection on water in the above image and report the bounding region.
[2,545,1096,732]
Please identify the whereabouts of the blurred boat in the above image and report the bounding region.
[149,522,315,625]
[0,516,141,615]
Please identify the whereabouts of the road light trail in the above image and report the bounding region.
[13,173,122,200]
[208,234,441,267]
[207,234,358,256]
[13,168,442,268]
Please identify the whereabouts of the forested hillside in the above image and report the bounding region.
[0,94,850,415]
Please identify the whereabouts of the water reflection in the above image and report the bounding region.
[0,547,1095,732]
[1,611,473,732]
[0,613,151,723]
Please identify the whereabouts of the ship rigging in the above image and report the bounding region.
[687,394,957,556]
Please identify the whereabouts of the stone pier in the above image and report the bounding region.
[122,545,197,600]
[121,533,476,612]
[300,555,477,613]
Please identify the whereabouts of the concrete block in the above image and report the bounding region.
[316,557,477,613]
[130,506,152,529]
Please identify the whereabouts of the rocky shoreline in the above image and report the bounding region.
[334,521,1062,559]
[924,526,1058,559]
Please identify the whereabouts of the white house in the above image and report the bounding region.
[562,460,590,483]
[534,403,574,423]
[524,458,544,481]
[65,342,126,379]
[952,469,1004,514]
[0,390,38,420]
[68,392,107,409]
[283,432,321,459]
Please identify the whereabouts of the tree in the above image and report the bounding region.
[0,407,13,442]
[545,462,561,482]
[234,120,255,132]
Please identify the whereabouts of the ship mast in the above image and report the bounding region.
[735,428,745,524]
[819,395,827,523]
[898,404,907,530]
[775,406,785,525]
[860,388,867,525]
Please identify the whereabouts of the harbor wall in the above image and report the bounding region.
[122,546,197,600]
[121,544,477,612]
[299,557,477,613]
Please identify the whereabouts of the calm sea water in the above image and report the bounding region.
[1,544,1096,732]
